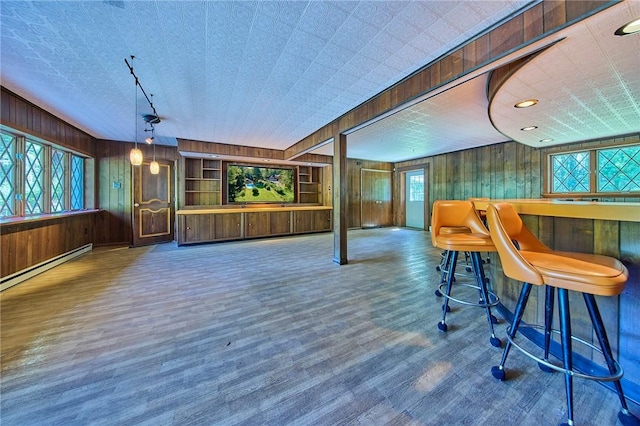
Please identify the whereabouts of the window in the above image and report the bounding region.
[551,151,590,193]
[548,144,640,195]
[0,133,16,217]
[51,149,66,212]
[597,146,640,192]
[0,129,86,219]
[409,173,424,202]
[71,155,84,210]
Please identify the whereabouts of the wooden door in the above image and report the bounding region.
[361,169,392,228]
[132,160,174,246]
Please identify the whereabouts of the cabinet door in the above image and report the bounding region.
[313,210,332,232]
[270,211,291,235]
[183,214,215,243]
[246,212,270,238]
[293,210,315,233]
[215,213,242,240]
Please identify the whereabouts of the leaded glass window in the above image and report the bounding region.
[51,149,65,212]
[597,146,640,192]
[551,151,590,193]
[71,155,84,210]
[24,141,44,215]
[1,132,16,217]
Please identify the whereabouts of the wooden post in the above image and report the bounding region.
[333,132,348,265]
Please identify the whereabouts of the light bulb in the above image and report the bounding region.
[150,160,160,175]
[130,148,143,166]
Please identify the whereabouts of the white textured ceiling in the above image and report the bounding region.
[0,0,531,151]
[490,0,640,148]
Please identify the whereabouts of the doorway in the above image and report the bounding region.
[131,159,175,246]
[405,169,424,229]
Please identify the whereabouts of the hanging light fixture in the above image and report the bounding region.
[127,56,143,166]
[147,122,160,175]
[125,56,163,167]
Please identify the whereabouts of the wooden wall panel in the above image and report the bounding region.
[1,214,95,277]
[1,87,95,157]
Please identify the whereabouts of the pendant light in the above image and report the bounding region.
[148,123,159,175]
[128,55,143,166]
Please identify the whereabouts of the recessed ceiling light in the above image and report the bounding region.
[263,159,271,162]
[514,99,538,108]
[521,126,538,131]
[615,17,640,36]
[539,138,553,143]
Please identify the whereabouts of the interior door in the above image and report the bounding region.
[361,169,392,228]
[405,170,425,229]
[132,159,174,246]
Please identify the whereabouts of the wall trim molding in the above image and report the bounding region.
[1,243,93,291]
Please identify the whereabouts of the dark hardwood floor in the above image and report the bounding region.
[1,228,637,425]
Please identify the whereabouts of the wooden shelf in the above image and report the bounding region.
[183,157,222,206]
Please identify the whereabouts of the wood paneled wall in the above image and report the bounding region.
[346,159,393,229]
[95,140,178,245]
[1,87,95,157]
[1,88,100,277]
[393,135,640,222]
[1,214,95,278]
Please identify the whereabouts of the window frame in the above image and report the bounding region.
[544,141,640,198]
[0,128,87,219]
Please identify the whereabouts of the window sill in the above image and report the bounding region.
[0,209,100,226]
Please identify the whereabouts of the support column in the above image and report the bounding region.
[333,132,347,265]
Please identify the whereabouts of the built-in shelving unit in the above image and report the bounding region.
[184,158,222,206]
[298,165,321,204]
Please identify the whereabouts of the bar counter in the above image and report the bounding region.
[472,198,639,222]
[475,199,639,403]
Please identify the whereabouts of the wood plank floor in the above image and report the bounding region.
[1,228,637,425]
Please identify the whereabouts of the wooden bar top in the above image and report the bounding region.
[177,205,332,215]
[472,199,639,222]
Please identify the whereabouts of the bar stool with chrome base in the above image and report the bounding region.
[431,200,501,348]
[486,202,638,426]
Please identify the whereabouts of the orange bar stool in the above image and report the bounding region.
[486,202,638,426]
[434,226,471,284]
[431,200,501,347]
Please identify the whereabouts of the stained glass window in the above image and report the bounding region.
[71,155,84,210]
[51,149,65,212]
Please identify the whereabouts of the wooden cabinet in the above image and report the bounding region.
[294,209,331,234]
[246,212,271,238]
[178,212,241,244]
[177,208,330,245]
[298,166,321,204]
[182,214,215,244]
[184,158,222,207]
[215,213,242,240]
[246,211,292,238]
[269,211,292,235]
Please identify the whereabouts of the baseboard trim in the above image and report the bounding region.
[1,243,93,291]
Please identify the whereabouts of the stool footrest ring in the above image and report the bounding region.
[437,282,499,308]
[506,324,624,382]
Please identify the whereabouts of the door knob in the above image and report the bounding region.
[134,203,140,207]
